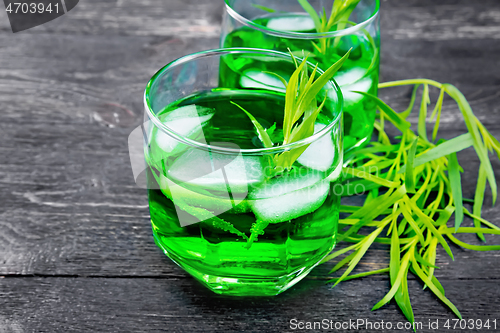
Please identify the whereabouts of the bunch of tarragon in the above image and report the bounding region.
[233,49,351,175]
[257,0,363,55]
[322,79,500,324]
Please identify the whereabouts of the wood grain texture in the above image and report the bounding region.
[2,277,500,333]
[0,0,500,332]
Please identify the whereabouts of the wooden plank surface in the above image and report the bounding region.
[1,0,500,332]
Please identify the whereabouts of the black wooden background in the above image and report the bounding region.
[1,0,500,332]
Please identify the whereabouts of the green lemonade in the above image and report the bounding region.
[222,13,379,150]
[146,89,341,295]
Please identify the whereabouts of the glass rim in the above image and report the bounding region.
[144,47,343,155]
[224,0,380,40]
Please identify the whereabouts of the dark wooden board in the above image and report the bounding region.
[1,0,500,332]
[1,277,500,333]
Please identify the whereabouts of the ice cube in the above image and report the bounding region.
[165,148,263,219]
[297,123,336,172]
[160,174,251,223]
[168,148,265,198]
[341,77,374,108]
[155,105,214,153]
[266,16,315,32]
[240,70,287,92]
[334,67,367,87]
[332,67,374,108]
[248,169,329,223]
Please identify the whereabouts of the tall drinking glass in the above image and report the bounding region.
[221,0,380,150]
[143,49,343,296]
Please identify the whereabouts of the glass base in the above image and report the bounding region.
[153,231,324,296]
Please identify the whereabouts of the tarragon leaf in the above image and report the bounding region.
[431,88,445,141]
[447,234,500,251]
[405,137,419,193]
[389,220,414,323]
[333,227,385,287]
[355,91,411,133]
[444,84,497,204]
[327,268,389,283]
[401,84,421,119]
[343,167,399,188]
[418,84,430,141]
[372,248,412,311]
[298,0,322,33]
[320,243,359,264]
[448,152,464,230]
[406,198,454,260]
[410,250,462,320]
[399,133,474,174]
[252,4,277,13]
[473,164,487,241]
[296,49,351,113]
[232,101,274,148]
[174,199,248,241]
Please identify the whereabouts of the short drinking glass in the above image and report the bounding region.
[143,49,343,296]
[221,0,380,150]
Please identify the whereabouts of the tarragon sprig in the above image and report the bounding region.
[254,1,362,55]
[322,80,500,326]
[234,48,351,176]
[298,0,361,54]
[232,49,350,248]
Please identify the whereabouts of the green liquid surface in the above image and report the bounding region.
[147,90,340,295]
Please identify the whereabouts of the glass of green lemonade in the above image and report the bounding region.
[221,0,380,150]
[143,49,343,296]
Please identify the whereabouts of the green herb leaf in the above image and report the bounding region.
[473,164,487,241]
[410,251,462,319]
[320,243,359,264]
[398,133,474,174]
[400,201,425,245]
[355,91,411,133]
[296,49,351,114]
[443,84,497,204]
[372,248,412,311]
[327,268,389,283]
[446,233,500,251]
[401,84,421,119]
[263,71,288,89]
[418,84,430,141]
[297,0,322,33]
[406,198,454,260]
[343,167,399,188]
[448,152,464,230]
[252,4,277,13]
[405,137,419,193]
[431,88,445,141]
[339,186,406,241]
[333,227,385,287]
[174,199,248,241]
[231,101,274,148]
[329,251,357,274]
[389,219,414,323]
[423,238,438,290]
[464,208,500,230]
